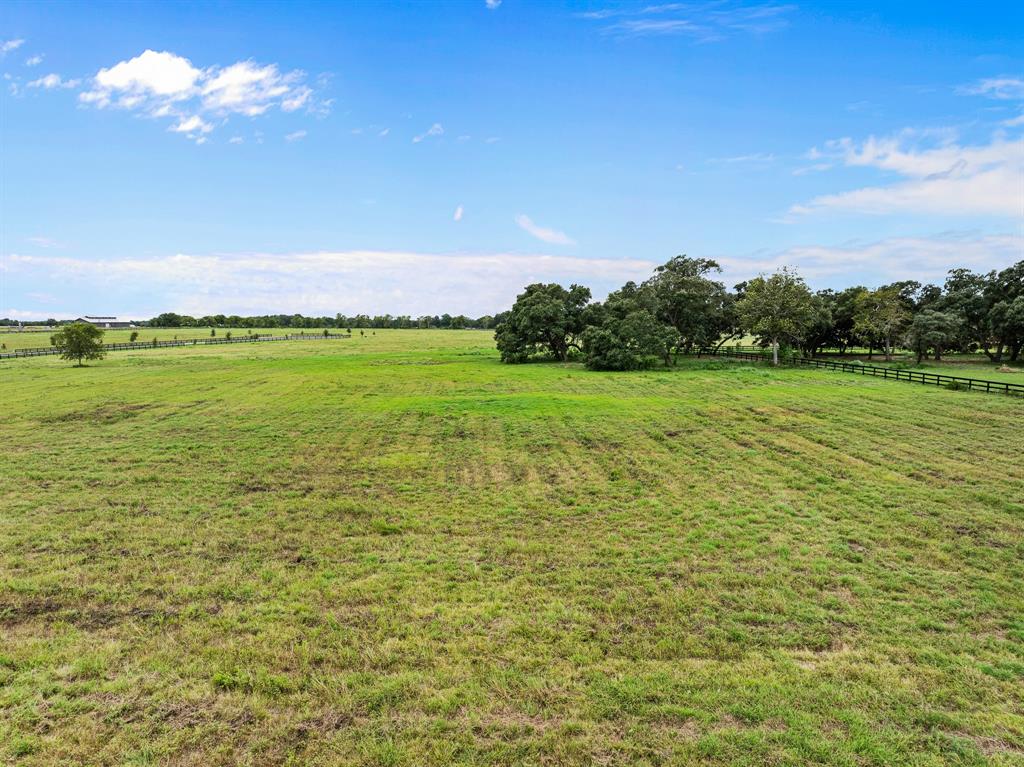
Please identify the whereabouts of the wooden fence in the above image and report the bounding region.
[0,333,351,361]
[698,346,1024,397]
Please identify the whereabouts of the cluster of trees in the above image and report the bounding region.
[496,257,1024,370]
[144,312,507,330]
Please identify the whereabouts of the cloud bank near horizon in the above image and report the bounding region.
[3,232,1019,319]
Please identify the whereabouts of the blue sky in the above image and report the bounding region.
[1,1,1021,319]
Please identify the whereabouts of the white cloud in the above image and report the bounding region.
[281,85,312,112]
[791,130,1023,218]
[27,73,80,89]
[453,205,464,222]
[285,129,307,142]
[378,127,390,137]
[3,250,655,317]
[515,214,576,245]
[960,77,1024,101]
[170,115,214,137]
[76,49,327,141]
[486,0,502,8]
[714,232,1023,287]
[0,39,25,56]
[229,135,244,144]
[87,49,200,105]
[25,54,43,66]
[201,60,299,116]
[412,123,444,143]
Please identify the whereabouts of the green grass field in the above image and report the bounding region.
[0,327,338,352]
[1,330,1022,766]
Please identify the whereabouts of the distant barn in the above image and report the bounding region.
[76,316,134,329]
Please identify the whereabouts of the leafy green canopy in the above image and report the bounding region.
[642,256,736,352]
[494,283,591,363]
[581,283,677,370]
[737,268,817,362]
[52,322,106,367]
[905,309,963,363]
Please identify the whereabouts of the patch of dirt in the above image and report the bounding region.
[41,402,153,425]
[473,708,559,734]
[0,599,176,629]
[953,732,1024,757]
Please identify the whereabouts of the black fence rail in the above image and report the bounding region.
[698,347,1024,398]
[0,333,351,361]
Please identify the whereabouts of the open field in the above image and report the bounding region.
[0,328,338,353]
[1,330,1023,765]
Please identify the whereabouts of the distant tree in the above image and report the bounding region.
[984,261,1024,362]
[53,322,106,367]
[853,287,909,361]
[799,291,835,357]
[225,331,232,340]
[495,283,592,363]
[129,331,139,343]
[151,312,184,327]
[210,328,216,337]
[905,310,963,363]
[737,268,816,365]
[50,335,57,347]
[989,296,1024,362]
[832,286,867,354]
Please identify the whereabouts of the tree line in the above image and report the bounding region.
[142,313,507,330]
[495,257,1024,370]
[0,313,509,331]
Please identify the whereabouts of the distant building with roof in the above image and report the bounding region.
[75,316,135,329]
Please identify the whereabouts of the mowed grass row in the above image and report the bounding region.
[1,331,1022,766]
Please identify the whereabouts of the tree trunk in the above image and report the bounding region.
[868,344,873,360]
[772,339,779,366]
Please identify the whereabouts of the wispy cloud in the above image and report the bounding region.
[74,49,328,141]
[584,2,795,41]
[25,54,43,66]
[790,129,1023,218]
[453,205,464,222]
[0,38,24,56]
[28,73,80,90]
[959,77,1024,101]
[285,129,307,142]
[25,235,62,248]
[412,122,444,143]
[486,0,502,8]
[515,214,576,245]
[708,152,775,165]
